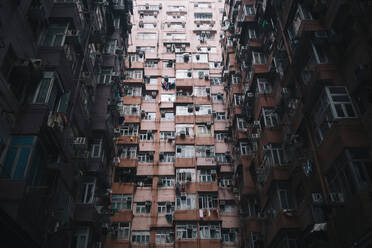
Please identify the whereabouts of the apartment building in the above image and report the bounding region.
[0,0,132,247]
[105,0,241,247]
[221,0,372,248]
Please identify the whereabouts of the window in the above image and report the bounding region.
[260,107,278,127]
[221,201,237,213]
[219,175,233,187]
[111,194,132,210]
[193,53,208,63]
[176,70,193,79]
[194,87,209,97]
[248,29,257,39]
[197,125,212,136]
[176,168,196,182]
[200,223,221,239]
[176,105,193,115]
[161,94,176,102]
[176,53,190,63]
[196,146,215,157]
[311,43,328,64]
[142,23,157,28]
[222,228,237,242]
[237,117,248,130]
[232,75,240,84]
[130,54,144,62]
[176,194,197,210]
[79,180,95,204]
[327,149,372,197]
[104,40,117,54]
[136,46,155,52]
[264,143,285,166]
[193,70,209,79]
[113,18,120,29]
[214,112,226,120]
[158,176,175,187]
[233,94,243,106]
[160,132,175,141]
[136,202,151,214]
[194,12,213,19]
[99,68,112,84]
[157,202,175,213]
[139,131,154,141]
[156,229,175,244]
[149,77,158,84]
[137,152,154,163]
[132,231,150,243]
[252,52,266,64]
[122,105,140,115]
[144,60,158,68]
[211,94,224,102]
[210,77,223,85]
[161,112,175,120]
[74,227,89,248]
[33,72,63,109]
[118,146,137,159]
[216,153,229,163]
[121,124,138,136]
[195,105,212,115]
[90,139,102,158]
[166,33,186,40]
[176,145,195,158]
[240,142,250,155]
[159,152,175,163]
[111,223,130,240]
[177,223,197,239]
[312,86,357,145]
[198,168,217,182]
[1,136,36,179]
[176,124,194,137]
[43,23,68,47]
[257,78,272,94]
[198,194,218,209]
[125,87,142,96]
[245,4,255,16]
[126,70,143,79]
[136,33,157,40]
[142,93,156,102]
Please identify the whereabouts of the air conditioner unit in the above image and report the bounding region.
[253,120,260,126]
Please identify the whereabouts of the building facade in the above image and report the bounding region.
[222,0,372,248]
[106,0,241,248]
[0,0,132,247]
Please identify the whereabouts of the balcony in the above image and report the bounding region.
[195,115,213,123]
[123,115,141,123]
[318,119,369,173]
[175,136,195,145]
[111,182,135,194]
[51,1,84,31]
[176,95,194,104]
[265,210,300,246]
[173,209,220,221]
[117,136,139,145]
[196,157,216,167]
[176,115,195,124]
[175,158,195,168]
[118,158,137,168]
[197,181,219,192]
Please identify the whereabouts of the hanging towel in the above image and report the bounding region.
[199,209,203,218]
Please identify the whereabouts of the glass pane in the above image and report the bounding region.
[13,148,31,179]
